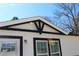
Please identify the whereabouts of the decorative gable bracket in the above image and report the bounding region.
[33,20,44,34]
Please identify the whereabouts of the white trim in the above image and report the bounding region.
[0,16,69,35]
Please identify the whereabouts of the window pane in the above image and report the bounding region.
[1,43,16,52]
[37,42,47,53]
[49,40,60,56]
[50,42,59,52]
[51,53,60,56]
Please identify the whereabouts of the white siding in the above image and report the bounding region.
[10,22,60,33]
[0,30,79,56]
[10,22,36,30]
[43,24,59,33]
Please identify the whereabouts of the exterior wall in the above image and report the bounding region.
[10,22,60,33]
[0,30,79,56]
[43,24,59,33]
[10,22,36,30]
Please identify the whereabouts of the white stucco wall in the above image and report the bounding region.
[0,30,79,56]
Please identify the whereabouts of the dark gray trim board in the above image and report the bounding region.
[0,27,79,36]
[0,27,65,35]
[0,35,23,56]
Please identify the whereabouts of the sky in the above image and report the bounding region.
[0,3,57,22]
[0,3,75,32]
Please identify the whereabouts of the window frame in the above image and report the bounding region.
[35,40,49,56]
[33,38,62,56]
[49,40,61,56]
[0,35,23,56]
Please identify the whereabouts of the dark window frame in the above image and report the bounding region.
[33,38,62,56]
[0,35,23,56]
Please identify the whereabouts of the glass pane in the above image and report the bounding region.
[51,42,59,52]
[49,40,60,55]
[51,53,60,56]
[1,43,16,52]
[37,41,48,53]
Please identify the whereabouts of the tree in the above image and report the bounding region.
[54,3,79,35]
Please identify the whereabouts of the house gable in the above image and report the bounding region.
[6,20,60,34]
[0,16,68,35]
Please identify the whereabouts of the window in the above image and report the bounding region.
[34,38,62,56]
[1,43,16,52]
[0,36,23,56]
[49,40,60,56]
[36,40,49,56]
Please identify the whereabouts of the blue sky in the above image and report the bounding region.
[0,3,57,22]
[0,3,71,32]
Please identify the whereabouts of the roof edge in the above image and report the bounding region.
[0,16,69,35]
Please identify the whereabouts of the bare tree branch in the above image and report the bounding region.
[54,3,79,35]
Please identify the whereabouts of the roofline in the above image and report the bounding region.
[0,16,69,35]
[39,17,69,35]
